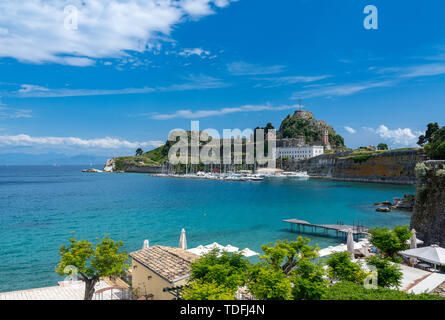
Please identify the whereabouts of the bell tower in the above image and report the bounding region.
[323,129,331,151]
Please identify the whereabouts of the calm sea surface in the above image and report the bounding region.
[0,165,414,292]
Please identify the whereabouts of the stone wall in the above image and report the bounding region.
[284,149,425,185]
[284,151,351,177]
[411,161,445,247]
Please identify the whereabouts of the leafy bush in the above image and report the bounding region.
[415,162,429,178]
[369,226,412,261]
[247,265,292,300]
[189,250,249,291]
[365,256,403,288]
[291,259,328,300]
[422,124,445,160]
[260,237,319,275]
[182,281,236,300]
[323,281,442,300]
[326,251,369,284]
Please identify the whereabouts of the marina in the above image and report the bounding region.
[152,170,310,182]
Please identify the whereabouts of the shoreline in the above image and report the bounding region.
[308,175,416,186]
[105,169,417,186]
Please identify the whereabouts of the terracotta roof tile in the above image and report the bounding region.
[130,246,199,283]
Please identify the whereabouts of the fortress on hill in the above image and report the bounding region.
[275,110,345,154]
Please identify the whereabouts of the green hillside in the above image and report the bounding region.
[278,110,345,149]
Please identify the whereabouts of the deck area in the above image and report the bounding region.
[283,219,369,240]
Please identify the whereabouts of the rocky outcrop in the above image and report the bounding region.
[103,158,116,172]
[277,110,345,150]
[373,195,415,213]
[393,194,415,210]
[411,161,445,247]
[82,168,103,173]
[284,149,425,185]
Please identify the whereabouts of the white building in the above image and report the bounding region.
[276,145,324,160]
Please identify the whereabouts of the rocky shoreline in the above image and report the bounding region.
[411,161,445,247]
[374,194,415,213]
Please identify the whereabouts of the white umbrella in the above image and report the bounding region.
[223,245,239,253]
[205,242,225,250]
[188,246,209,256]
[347,229,355,256]
[179,228,187,250]
[410,229,417,249]
[400,245,445,270]
[142,239,149,249]
[240,248,259,257]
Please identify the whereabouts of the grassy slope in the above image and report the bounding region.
[114,145,169,171]
[337,148,424,164]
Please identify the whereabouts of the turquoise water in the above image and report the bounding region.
[0,166,414,292]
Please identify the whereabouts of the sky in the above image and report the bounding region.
[0,0,444,159]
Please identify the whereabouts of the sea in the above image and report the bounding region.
[0,165,414,292]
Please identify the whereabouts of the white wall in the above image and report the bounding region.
[277,146,324,160]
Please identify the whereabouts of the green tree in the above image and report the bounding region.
[418,122,440,146]
[366,256,403,288]
[377,143,389,151]
[260,237,319,275]
[369,226,412,261]
[56,235,129,300]
[188,249,249,291]
[182,281,236,300]
[424,126,445,160]
[135,148,144,156]
[247,265,292,300]
[326,251,369,284]
[291,258,328,300]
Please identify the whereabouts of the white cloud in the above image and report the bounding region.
[367,125,422,146]
[227,62,285,75]
[15,75,228,98]
[151,103,299,120]
[399,63,445,78]
[0,100,32,119]
[179,48,211,58]
[344,126,356,134]
[378,63,445,79]
[254,75,330,88]
[0,0,237,66]
[292,81,394,99]
[0,134,161,149]
[17,84,50,94]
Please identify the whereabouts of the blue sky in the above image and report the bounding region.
[0,0,444,158]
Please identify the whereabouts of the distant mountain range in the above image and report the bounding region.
[0,153,112,166]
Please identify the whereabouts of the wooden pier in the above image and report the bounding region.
[283,219,369,240]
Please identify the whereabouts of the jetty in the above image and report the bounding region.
[283,219,369,240]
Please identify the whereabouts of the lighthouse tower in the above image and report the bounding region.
[323,129,331,151]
